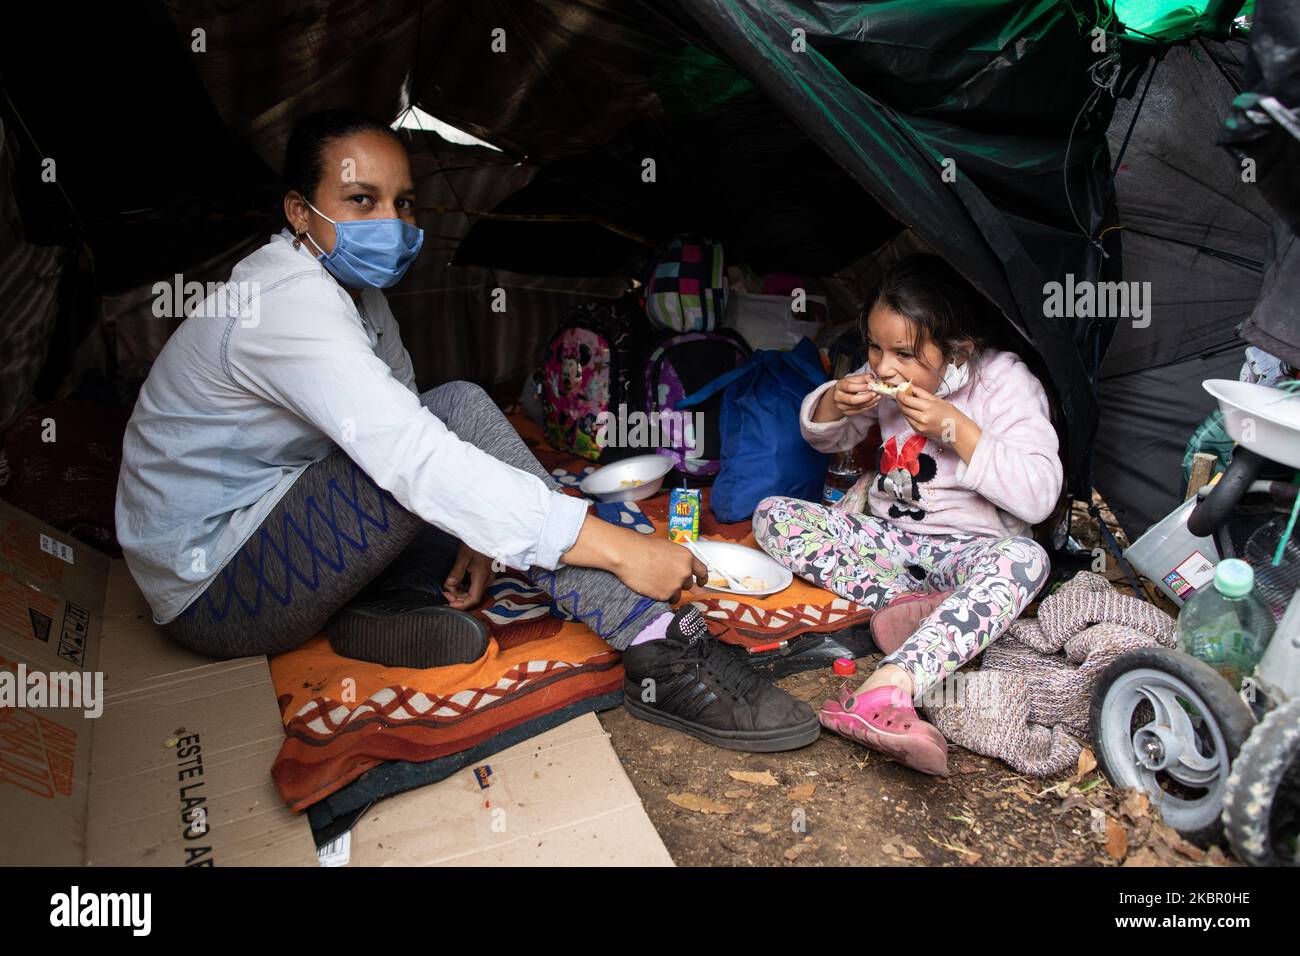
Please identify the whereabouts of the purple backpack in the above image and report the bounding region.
[644,330,750,476]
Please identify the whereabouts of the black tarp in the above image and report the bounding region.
[10,0,1296,543]
[411,0,1115,497]
[1093,1,1300,539]
[1094,37,1272,538]
[1219,0,1300,370]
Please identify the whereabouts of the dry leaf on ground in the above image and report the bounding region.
[667,792,732,814]
[1105,817,1129,860]
[728,769,778,787]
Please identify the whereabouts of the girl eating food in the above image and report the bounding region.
[753,254,1062,774]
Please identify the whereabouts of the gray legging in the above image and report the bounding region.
[164,381,669,658]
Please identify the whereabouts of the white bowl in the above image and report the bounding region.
[683,539,793,597]
[1203,379,1300,470]
[579,454,676,502]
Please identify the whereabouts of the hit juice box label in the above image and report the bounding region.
[668,488,701,544]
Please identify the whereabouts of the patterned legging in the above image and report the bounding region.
[752,496,1049,694]
[163,381,666,658]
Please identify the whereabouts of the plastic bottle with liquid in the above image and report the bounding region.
[821,351,864,507]
[1176,558,1277,688]
[822,451,864,507]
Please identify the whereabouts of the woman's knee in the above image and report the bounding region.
[420,379,494,416]
[449,380,491,404]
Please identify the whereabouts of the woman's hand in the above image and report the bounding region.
[561,513,707,603]
[612,535,709,603]
[895,385,982,462]
[826,373,882,419]
[442,542,494,609]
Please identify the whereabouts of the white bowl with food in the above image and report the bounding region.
[684,539,793,597]
[579,453,676,502]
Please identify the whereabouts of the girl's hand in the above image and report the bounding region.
[830,373,883,417]
[443,542,495,609]
[895,384,982,461]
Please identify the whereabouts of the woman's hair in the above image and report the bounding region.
[862,253,994,368]
[281,109,405,225]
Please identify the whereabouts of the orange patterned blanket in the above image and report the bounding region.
[269,413,872,812]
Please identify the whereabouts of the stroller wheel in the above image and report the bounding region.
[1091,647,1255,846]
[1223,696,1300,866]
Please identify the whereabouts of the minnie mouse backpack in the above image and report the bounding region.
[540,297,649,462]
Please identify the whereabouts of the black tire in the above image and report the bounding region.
[1091,647,1256,847]
[1223,696,1300,866]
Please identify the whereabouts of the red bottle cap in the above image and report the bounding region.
[833,657,857,676]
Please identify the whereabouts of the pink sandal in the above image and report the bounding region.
[818,684,949,775]
[870,590,955,655]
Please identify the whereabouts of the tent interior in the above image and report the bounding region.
[0,0,1290,554]
[7,0,1300,868]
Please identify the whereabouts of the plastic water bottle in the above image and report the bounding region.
[821,351,864,508]
[1176,558,1277,688]
[822,451,863,507]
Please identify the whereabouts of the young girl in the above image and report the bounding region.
[753,254,1062,775]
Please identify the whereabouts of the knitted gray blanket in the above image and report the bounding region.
[926,571,1178,776]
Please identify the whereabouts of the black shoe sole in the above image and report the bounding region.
[327,605,489,669]
[622,694,821,753]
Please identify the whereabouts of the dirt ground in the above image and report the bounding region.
[599,667,1234,867]
[598,497,1232,867]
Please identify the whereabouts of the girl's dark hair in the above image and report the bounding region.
[863,254,993,367]
[281,109,405,225]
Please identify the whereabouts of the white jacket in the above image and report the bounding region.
[116,230,588,624]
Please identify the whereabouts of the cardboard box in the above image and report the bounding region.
[322,712,674,867]
[2,500,672,868]
[0,501,318,866]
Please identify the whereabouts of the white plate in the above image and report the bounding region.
[682,539,793,597]
[1203,379,1300,470]
[579,454,676,502]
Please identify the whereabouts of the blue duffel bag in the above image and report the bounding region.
[678,336,829,523]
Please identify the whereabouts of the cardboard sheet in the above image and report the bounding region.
[326,713,672,866]
[2,500,672,867]
[0,500,318,867]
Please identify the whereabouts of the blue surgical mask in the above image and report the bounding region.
[302,199,424,289]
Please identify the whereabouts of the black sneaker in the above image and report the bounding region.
[621,605,820,752]
[326,587,489,668]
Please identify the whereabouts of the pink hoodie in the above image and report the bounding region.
[800,348,1063,539]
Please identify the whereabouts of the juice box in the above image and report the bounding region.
[668,487,701,544]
